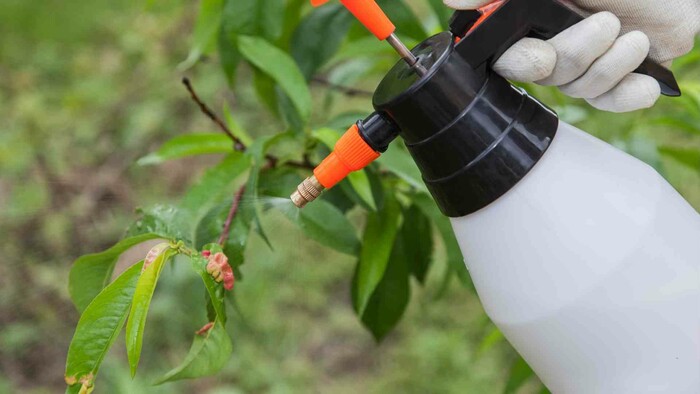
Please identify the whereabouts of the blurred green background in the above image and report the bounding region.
[1,0,699,393]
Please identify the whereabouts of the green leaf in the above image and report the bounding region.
[179,0,224,70]
[137,134,233,165]
[291,4,354,80]
[659,146,700,172]
[313,127,376,210]
[426,0,453,27]
[69,234,162,312]
[281,198,360,255]
[401,204,433,284]
[252,69,279,115]
[242,160,272,249]
[504,356,535,394]
[258,167,304,198]
[222,104,254,146]
[125,247,178,377]
[328,36,393,67]
[218,26,242,84]
[189,254,226,323]
[359,233,411,341]
[65,261,144,391]
[413,193,472,288]
[241,133,294,248]
[155,318,232,384]
[354,196,401,314]
[218,0,286,82]
[377,0,427,41]
[126,204,190,242]
[237,35,312,122]
[378,143,427,192]
[220,0,285,41]
[478,325,505,355]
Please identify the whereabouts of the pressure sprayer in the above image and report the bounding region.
[291,0,700,391]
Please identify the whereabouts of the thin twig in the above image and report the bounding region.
[218,185,246,246]
[182,77,316,171]
[182,77,245,150]
[311,77,373,97]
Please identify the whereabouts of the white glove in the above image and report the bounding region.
[443,0,700,113]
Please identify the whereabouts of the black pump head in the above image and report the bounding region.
[371,32,558,217]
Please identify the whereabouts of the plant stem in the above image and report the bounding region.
[181,77,245,151]
[218,185,246,246]
[311,76,373,97]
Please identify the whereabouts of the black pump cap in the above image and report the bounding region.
[372,32,558,217]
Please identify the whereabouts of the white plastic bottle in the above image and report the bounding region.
[451,122,700,393]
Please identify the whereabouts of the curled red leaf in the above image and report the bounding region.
[205,252,235,291]
[195,322,214,336]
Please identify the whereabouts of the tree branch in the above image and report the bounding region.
[183,76,316,170]
[218,185,246,246]
[311,77,373,97]
[182,77,245,151]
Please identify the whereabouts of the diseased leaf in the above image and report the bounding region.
[125,247,178,377]
[353,196,401,314]
[179,0,224,70]
[137,134,233,166]
[360,233,411,341]
[65,262,144,392]
[401,204,433,284]
[281,198,360,255]
[189,254,226,323]
[154,319,232,384]
[504,356,536,394]
[237,35,312,122]
[291,4,354,80]
[194,202,250,281]
[69,234,162,312]
[313,128,376,210]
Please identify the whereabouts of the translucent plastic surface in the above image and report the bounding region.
[451,122,700,392]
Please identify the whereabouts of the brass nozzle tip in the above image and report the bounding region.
[290,175,325,208]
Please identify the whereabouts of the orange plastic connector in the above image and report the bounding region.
[311,0,395,40]
[313,124,380,188]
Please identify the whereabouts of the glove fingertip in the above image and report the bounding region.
[586,74,661,113]
[442,0,491,10]
[494,38,556,82]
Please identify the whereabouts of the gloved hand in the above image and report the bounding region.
[443,0,700,112]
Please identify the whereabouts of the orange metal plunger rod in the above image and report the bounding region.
[310,0,426,75]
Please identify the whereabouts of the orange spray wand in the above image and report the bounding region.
[291,0,423,207]
[311,0,426,75]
